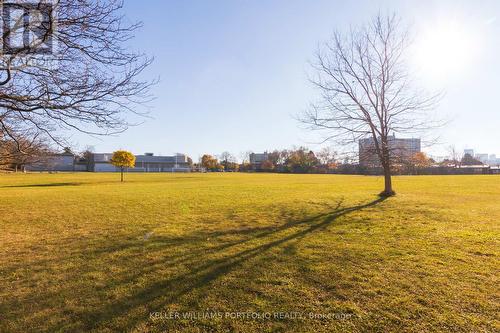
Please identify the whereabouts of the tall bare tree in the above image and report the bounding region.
[302,14,440,196]
[0,0,154,149]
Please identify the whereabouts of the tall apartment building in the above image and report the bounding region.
[463,150,500,165]
[359,135,421,167]
[249,152,269,168]
[474,153,489,164]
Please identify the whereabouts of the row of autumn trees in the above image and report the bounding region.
[199,147,436,174]
[252,148,338,173]
[199,148,335,173]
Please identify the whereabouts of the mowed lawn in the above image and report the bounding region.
[0,173,498,332]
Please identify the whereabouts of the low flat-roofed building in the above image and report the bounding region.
[26,150,76,172]
[134,153,191,172]
[89,152,191,172]
[89,153,116,172]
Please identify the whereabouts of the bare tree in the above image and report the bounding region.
[80,145,95,171]
[317,146,338,165]
[219,151,236,164]
[0,133,52,171]
[240,151,253,164]
[447,145,463,167]
[218,151,237,171]
[302,14,440,196]
[0,0,154,148]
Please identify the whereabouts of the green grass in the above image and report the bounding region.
[0,173,498,332]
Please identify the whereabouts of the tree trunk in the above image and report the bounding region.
[121,168,124,182]
[381,164,395,197]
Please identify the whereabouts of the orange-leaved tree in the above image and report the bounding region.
[201,154,218,171]
[110,150,136,182]
[412,152,432,169]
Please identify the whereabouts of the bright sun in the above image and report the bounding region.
[412,19,480,84]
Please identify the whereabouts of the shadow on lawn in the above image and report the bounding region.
[78,196,387,331]
[2,197,386,332]
[1,182,81,188]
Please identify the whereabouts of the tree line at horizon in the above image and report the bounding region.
[196,148,486,174]
[0,137,488,174]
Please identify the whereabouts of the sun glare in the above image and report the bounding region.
[412,19,481,84]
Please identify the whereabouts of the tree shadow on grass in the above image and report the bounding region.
[78,196,387,331]
[1,182,81,188]
[1,197,387,332]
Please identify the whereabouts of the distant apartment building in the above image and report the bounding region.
[463,149,500,166]
[486,155,500,166]
[489,154,500,166]
[463,149,474,157]
[89,152,191,172]
[359,135,421,167]
[475,153,489,164]
[249,152,268,168]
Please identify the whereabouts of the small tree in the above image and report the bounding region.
[201,154,218,171]
[110,150,136,182]
[239,161,252,172]
[81,146,95,172]
[261,160,275,172]
[447,145,463,167]
[317,147,338,167]
[412,152,432,169]
[285,148,319,173]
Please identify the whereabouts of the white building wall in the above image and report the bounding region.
[94,163,119,172]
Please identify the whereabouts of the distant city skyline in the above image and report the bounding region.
[67,0,500,159]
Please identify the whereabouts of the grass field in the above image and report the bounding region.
[0,173,498,332]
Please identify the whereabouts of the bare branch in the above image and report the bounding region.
[0,0,155,147]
